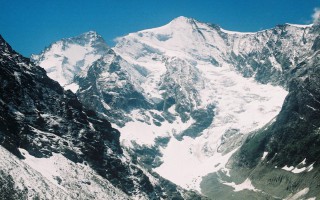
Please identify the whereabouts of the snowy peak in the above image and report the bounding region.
[168,16,199,27]
[141,16,200,32]
[114,16,225,66]
[63,30,108,48]
[144,15,212,37]
[31,31,109,89]
[170,16,192,23]
[78,30,101,40]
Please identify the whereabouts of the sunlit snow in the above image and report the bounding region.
[261,152,268,161]
[64,83,79,93]
[32,31,107,89]
[281,161,315,174]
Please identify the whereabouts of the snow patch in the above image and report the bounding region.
[220,28,256,35]
[285,23,313,28]
[19,148,66,190]
[261,152,268,161]
[222,178,260,192]
[307,163,315,172]
[306,105,318,111]
[155,145,238,192]
[118,109,194,147]
[64,83,79,93]
[14,71,21,84]
[15,147,129,199]
[281,162,315,174]
[269,56,282,71]
[282,165,295,171]
[300,158,307,165]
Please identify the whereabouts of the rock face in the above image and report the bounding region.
[223,33,320,199]
[201,27,320,200]
[31,17,320,199]
[75,48,152,126]
[0,35,205,200]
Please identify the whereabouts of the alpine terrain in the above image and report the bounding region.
[0,15,319,200]
[0,35,205,200]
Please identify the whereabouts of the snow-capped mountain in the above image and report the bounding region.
[31,31,109,92]
[31,16,320,199]
[0,35,204,200]
[114,16,316,87]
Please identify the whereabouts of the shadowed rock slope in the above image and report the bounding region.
[0,35,206,200]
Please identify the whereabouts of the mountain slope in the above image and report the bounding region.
[0,35,205,200]
[0,145,130,200]
[235,34,320,198]
[201,33,320,200]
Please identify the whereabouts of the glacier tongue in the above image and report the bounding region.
[116,61,287,191]
[152,65,287,191]
[112,17,291,191]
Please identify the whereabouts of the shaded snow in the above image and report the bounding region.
[14,147,129,199]
[19,148,66,190]
[0,146,70,199]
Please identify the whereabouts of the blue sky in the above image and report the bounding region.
[1,0,319,56]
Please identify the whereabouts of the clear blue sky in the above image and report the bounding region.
[1,0,319,56]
